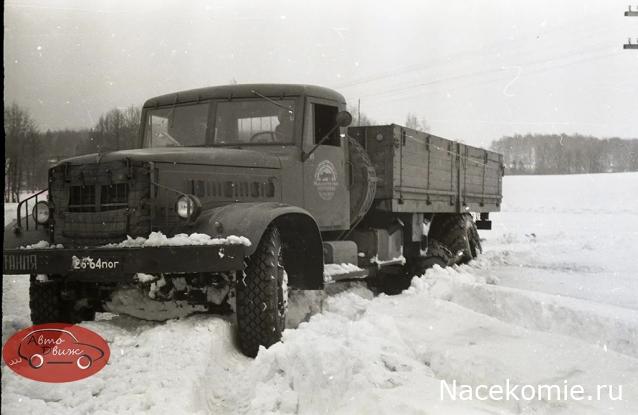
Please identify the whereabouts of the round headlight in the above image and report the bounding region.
[175,195,201,220]
[32,201,50,224]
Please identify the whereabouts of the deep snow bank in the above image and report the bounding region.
[3,173,638,414]
[419,264,638,358]
[201,279,638,414]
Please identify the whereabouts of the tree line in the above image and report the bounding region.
[491,133,638,175]
[8,101,635,202]
[4,103,141,202]
[348,107,431,132]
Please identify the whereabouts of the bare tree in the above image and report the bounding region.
[420,116,431,132]
[347,105,375,127]
[92,105,141,151]
[4,103,39,202]
[3,104,143,201]
[123,106,142,147]
[405,113,420,130]
[405,113,430,132]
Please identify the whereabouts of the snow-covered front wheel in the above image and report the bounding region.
[235,225,288,358]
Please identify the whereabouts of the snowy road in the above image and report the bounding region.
[3,173,638,414]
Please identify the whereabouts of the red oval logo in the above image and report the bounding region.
[2,323,110,383]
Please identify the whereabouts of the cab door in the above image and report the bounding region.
[302,98,350,231]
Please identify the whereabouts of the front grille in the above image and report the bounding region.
[62,209,128,242]
[69,183,129,212]
[69,185,96,212]
[50,160,151,247]
[101,183,129,211]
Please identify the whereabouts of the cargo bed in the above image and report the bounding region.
[348,124,504,213]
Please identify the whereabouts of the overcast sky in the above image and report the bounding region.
[4,0,638,147]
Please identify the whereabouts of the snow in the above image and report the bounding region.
[148,275,168,299]
[478,172,638,310]
[323,263,363,278]
[104,286,208,321]
[34,274,48,282]
[324,263,363,276]
[370,255,406,266]
[3,172,638,414]
[414,265,638,358]
[281,271,289,313]
[19,241,64,249]
[134,273,157,283]
[104,232,251,248]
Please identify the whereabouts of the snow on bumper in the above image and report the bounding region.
[3,244,246,278]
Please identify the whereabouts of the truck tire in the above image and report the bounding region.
[236,225,287,357]
[378,265,412,295]
[422,256,448,269]
[29,276,96,324]
[467,215,482,258]
[396,239,452,288]
[423,239,453,268]
[428,214,473,264]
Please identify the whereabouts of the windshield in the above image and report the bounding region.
[144,103,210,147]
[213,100,296,145]
[143,99,296,148]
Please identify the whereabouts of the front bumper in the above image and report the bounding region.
[3,245,245,281]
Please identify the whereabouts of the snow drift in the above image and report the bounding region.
[3,172,638,414]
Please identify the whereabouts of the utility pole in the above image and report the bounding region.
[624,5,638,49]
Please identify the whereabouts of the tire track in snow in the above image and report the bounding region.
[394,289,638,415]
[417,265,638,359]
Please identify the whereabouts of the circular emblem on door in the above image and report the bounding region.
[314,160,338,201]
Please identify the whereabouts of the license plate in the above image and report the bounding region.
[71,255,121,271]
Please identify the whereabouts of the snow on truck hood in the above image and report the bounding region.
[58,147,282,169]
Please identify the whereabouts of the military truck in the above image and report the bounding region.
[3,84,503,357]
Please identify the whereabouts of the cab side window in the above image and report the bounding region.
[313,104,340,146]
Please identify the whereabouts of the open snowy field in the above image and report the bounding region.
[2,172,638,414]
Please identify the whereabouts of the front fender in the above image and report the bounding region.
[189,202,324,289]
[190,203,301,255]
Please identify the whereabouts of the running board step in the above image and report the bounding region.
[323,263,368,283]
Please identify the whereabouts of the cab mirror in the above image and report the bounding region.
[335,111,353,127]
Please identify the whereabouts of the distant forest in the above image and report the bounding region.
[5,102,638,201]
[490,134,638,175]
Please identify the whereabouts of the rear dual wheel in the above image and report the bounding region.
[377,214,482,295]
[427,213,481,266]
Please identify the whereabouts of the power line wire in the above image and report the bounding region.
[332,20,613,91]
[353,44,619,106]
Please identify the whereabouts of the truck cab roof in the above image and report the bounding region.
[143,84,346,108]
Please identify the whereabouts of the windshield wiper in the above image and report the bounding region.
[250,89,294,115]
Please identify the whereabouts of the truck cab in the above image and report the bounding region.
[141,84,351,232]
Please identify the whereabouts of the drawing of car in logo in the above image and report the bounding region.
[17,328,106,370]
